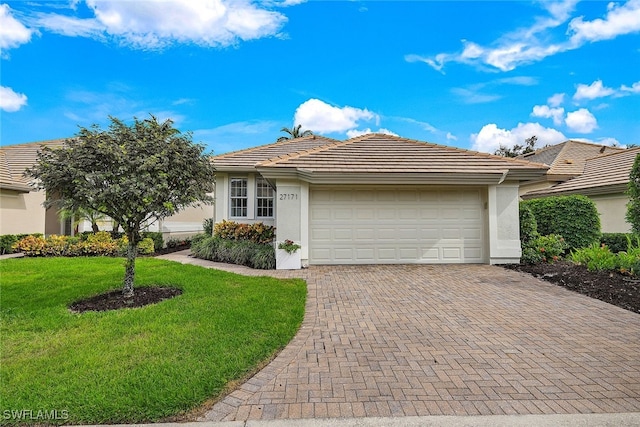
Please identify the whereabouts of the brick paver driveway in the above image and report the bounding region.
[164,257,640,421]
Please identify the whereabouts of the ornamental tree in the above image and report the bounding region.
[626,153,640,233]
[27,115,216,297]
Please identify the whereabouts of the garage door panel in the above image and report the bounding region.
[309,187,485,264]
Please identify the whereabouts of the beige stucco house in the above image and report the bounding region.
[0,140,212,239]
[213,133,548,266]
[517,140,624,196]
[522,147,640,233]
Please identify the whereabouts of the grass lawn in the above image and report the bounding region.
[0,257,306,425]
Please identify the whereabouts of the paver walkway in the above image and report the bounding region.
[159,252,640,421]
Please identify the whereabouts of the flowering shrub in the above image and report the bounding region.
[521,234,567,264]
[11,232,154,257]
[213,220,275,244]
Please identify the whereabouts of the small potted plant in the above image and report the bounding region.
[276,239,301,270]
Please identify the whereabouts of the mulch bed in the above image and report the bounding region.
[69,286,182,313]
[504,261,640,314]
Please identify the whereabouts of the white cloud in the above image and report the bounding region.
[531,105,565,125]
[0,86,28,112]
[294,99,377,134]
[565,108,598,133]
[446,132,457,141]
[35,0,288,49]
[573,80,616,100]
[621,81,640,94]
[547,93,565,107]
[451,88,501,104]
[408,0,640,72]
[569,0,640,44]
[471,122,566,154]
[0,4,33,54]
[346,128,398,139]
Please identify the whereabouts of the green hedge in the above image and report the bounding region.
[601,233,638,253]
[190,236,275,270]
[522,195,601,251]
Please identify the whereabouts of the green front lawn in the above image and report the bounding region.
[0,257,306,425]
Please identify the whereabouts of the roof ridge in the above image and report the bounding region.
[214,135,338,159]
[586,146,640,161]
[260,132,548,169]
[1,138,68,151]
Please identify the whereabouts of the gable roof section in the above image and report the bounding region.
[0,139,66,193]
[522,147,640,199]
[213,135,340,172]
[519,140,624,180]
[255,133,548,185]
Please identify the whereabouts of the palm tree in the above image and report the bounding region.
[277,124,313,142]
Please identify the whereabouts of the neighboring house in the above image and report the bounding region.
[0,140,212,239]
[522,147,640,233]
[517,140,624,196]
[213,133,548,266]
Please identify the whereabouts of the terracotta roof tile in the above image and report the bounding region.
[522,147,640,198]
[257,133,548,175]
[213,135,340,170]
[0,139,66,192]
[519,140,624,178]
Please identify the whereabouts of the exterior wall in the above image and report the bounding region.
[590,193,630,233]
[0,189,47,235]
[487,183,521,264]
[275,179,308,266]
[519,180,554,197]
[213,172,276,227]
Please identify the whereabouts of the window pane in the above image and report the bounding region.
[256,177,274,218]
[230,178,248,217]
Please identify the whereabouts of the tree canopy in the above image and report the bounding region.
[277,124,313,142]
[28,115,216,296]
[494,135,538,158]
[626,153,640,233]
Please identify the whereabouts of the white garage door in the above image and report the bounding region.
[309,187,485,264]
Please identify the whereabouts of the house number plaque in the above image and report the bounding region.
[279,193,298,200]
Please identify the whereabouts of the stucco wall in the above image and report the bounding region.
[488,183,521,264]
[590,193,630,233]
[0,189,47,235]
[214,173,276,227]
[519,180,554,197]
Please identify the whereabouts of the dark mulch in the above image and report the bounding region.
[504,261,640,314]
[153,244,191,256]
[69,286,182,313]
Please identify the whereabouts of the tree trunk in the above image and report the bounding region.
[123,236,137,298]
[92,221,99,233]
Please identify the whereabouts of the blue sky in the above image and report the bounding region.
[1,0,639,155]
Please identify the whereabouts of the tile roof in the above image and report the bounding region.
[518,140,625,179]
[213,135,340,170]
[0,139,66,192]
[256,133,548,178]
[522,147,640,198]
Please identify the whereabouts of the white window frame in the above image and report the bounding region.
[230,177,248,218]
[255,177,274,218]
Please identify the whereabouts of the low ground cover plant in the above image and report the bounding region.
[0,257,305,425]
[191,220,276,269]
[571,236,640,275]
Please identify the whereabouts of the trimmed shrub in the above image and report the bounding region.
[213,220,275,244]
[141,231,164,251]
[519,203,539,245]
[601,233,638,253]
[522,234,568,264]
[0,235,19,255]
[522,195,601,251]
[12,235,47,256]
[137,237,156,255]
